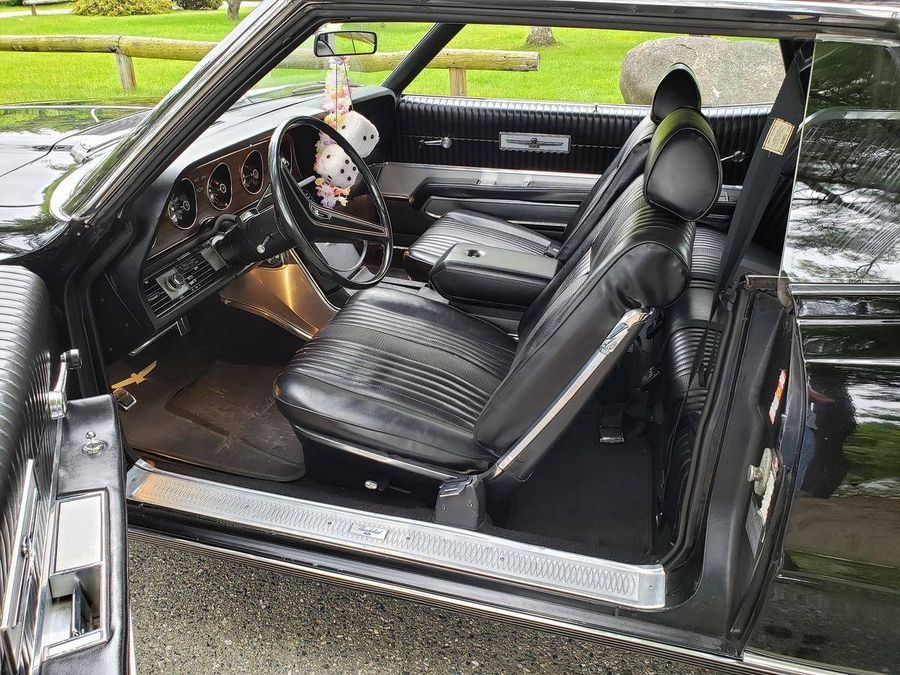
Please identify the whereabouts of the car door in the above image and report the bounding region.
[0,266,129,675]
[379,24,775,247]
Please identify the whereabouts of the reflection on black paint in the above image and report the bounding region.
[782,43,900,285]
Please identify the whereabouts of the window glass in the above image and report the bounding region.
[406,25,782,105]
[781,42,900,285]
[248,22,432,101]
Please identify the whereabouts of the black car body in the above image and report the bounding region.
[0,2,897,674]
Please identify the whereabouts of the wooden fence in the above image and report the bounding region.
[0,35,539,95]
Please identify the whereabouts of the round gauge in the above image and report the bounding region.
[207,163,232,210]
[167,178,197,230]
[279,135,295,173]
[241,150,264,195]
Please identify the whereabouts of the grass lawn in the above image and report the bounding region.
[0,14,679,104]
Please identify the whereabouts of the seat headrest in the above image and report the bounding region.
[650,63,702,123]
[644,108,722,222]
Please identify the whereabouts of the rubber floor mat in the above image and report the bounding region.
[113,348,304,482]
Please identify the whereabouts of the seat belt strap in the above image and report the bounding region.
[711,53,808,314]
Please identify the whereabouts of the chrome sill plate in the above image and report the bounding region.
[127,461,665,609]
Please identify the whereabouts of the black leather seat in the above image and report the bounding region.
[403,63,703,280]
[276,108,721,486]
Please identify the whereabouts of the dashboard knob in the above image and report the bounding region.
[165,272,186,292]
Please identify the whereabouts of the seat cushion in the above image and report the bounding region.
[404,210,555,280]
[274,286,516,472]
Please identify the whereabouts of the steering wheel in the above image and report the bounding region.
[268,116,392,289]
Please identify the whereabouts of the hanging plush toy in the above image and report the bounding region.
[313,54,380,208]
[314,146,359,189]
[335,110,380,159]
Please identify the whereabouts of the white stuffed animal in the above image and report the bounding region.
[313,144,359,190]
[335,110,380,158]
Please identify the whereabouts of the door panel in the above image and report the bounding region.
[378,162,599,245]
[389,95,770,185]
[0,267,128,675]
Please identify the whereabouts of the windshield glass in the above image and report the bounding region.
[241,22,433,104]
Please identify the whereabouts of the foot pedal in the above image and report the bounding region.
[113,387,137,411]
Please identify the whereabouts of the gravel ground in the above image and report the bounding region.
[128,538,719,674]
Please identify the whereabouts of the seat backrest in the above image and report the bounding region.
[476,108,722,466]
[556,63,703,262]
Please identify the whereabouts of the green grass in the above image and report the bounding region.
[0,9,256,102]
[0,15,682,104]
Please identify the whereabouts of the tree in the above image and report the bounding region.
[226,0,240,21]
[526,26,556,47]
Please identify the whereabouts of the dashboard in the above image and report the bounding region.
[149,134,295,259]
[96,86,395,359]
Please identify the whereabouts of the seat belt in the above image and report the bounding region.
[656,51,809,524]
[710,51,808,315]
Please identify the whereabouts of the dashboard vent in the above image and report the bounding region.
[143,246,227,318]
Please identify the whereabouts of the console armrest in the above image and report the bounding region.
[430,244,559,309]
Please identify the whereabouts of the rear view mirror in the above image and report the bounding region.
[314,31,377,58]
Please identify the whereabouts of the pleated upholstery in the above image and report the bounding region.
[275,286,516,470]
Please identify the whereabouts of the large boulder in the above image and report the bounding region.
[619,36,783,106]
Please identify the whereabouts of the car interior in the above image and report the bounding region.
[97,23,811,567]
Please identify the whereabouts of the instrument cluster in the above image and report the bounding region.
[150,135,297,257]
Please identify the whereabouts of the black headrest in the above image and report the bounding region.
[644,108,722,222]
[650,63,702,123]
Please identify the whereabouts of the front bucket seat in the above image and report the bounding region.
[275,108,721,491]
[403,63,703,280]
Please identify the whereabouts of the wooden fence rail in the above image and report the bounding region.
[0,35,539,95]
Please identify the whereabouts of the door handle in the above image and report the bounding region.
[420,137,452,149]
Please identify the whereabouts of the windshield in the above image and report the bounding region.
[239,22,433,105]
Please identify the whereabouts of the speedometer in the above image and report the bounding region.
[241,150,264,194]
[207,163,232,210]
[167,178,197,230]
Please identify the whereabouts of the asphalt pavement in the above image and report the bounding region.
[128,538,719,674]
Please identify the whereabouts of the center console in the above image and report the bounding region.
[429,243,558,332]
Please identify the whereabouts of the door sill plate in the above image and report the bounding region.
[126,461,665,609]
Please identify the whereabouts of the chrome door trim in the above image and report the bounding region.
[126,460,666,608]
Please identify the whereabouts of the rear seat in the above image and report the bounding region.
[658,229,780,540]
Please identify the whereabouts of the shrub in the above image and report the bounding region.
[174,0,219,9]
[74,0,172,15]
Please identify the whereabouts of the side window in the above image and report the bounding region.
[406,25,783,105]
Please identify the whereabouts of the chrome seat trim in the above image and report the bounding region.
[126,460,666,609]
[296,427,460,482]
[488,307,656,480]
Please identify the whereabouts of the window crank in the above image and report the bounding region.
[420,137,452,149]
